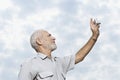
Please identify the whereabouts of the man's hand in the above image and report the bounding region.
[90,18,101,40]
[75,18,101,64]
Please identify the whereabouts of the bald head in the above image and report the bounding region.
[30,29,45,52]
[30,29,57,52]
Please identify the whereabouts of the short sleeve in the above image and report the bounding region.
[18,62,32,80]
[60,54,75,73]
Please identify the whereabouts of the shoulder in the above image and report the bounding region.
[21,57,36,67]
[53,54,74,61]
[57,54,75,59]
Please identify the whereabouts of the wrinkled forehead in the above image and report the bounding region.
[41,30,50,36]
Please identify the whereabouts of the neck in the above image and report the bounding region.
[37,48,52,58]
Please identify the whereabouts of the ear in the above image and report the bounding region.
[36,38,42,45]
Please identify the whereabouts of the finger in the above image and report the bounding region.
[90,18,93,24]
[97,23,101,28]
[93,19,96,24]
[97,23,101,25]
[98,25,100,28]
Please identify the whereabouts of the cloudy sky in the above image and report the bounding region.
[0,0,120,80]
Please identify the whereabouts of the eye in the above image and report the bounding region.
[48,34,51,37]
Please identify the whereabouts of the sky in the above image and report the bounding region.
[0,0,120,80]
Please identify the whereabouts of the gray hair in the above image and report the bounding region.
[30,30,44,52]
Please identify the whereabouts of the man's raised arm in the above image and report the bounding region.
[75,18,101,64]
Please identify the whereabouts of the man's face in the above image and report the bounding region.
[40,31,57,51]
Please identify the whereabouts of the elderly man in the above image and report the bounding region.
[18,18,100,80]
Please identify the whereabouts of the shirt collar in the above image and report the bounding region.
[37,53,57,61]
[37,53,48,60]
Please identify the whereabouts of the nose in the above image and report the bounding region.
[52,36,56,40]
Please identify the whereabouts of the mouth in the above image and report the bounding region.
[53,40,55,43]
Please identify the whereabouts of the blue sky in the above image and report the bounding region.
[0,0,120,80]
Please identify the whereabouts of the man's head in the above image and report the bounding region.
[30,29,57,52]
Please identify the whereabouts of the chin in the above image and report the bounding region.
[51,45,57,51]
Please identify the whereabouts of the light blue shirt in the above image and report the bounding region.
[18,53,75,80]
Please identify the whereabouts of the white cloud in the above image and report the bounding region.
[0,25,26,51]
[25,8,60,28]
[67,75,77,80]
[0,0,120,80]
[107,0,120,8]
[0,0,13,10]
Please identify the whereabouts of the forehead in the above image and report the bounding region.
[42,30,50,35]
